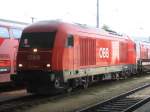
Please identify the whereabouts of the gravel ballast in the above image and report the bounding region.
[23,74,150,112]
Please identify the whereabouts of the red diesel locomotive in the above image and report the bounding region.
[12,21,141,93]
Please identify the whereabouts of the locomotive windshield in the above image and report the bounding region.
[19,32,56,48]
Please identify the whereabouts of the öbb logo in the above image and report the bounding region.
[99,48,109,58]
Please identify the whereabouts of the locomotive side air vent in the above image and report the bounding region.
[80,38,96,66]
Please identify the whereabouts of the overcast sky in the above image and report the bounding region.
[1,0,150,38]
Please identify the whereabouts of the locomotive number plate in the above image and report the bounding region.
[27,55,40,60]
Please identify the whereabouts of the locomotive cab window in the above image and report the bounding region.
[66,34,74,48]
[19,31,56,48]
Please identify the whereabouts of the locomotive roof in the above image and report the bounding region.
[23,20,60,33]
[23,20,130,40]
[23,20,103,33]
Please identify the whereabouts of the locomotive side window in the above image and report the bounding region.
[19,32,56,48]
[0,27,9,38]
[66,34,74,48]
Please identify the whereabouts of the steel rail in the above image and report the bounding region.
[77,83,150,112]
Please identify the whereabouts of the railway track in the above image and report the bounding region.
[0,94,37,112]
[0,89,82,112]
[0,94,66,112]
[0,77,150,112]
[77,83,150,112]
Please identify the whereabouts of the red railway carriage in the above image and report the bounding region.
[0,26,22,84]
[13,21,136,93]
[0,19,27,84]
[136,41,150,72]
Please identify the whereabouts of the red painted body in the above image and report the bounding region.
[17,21,136,74]
[62,33,136,71]
[140,42,150,60]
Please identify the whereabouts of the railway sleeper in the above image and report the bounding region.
[97,106,125,111]
[117,98,141,102]
[103,104,128,108]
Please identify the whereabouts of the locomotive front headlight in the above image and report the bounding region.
[33,48,38,53]
[18,64,23,67]
[46,64,51,67]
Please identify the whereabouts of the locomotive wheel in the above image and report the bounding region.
[66,87,73,93]
[115,73,120,80]
[121,72,128,79]
[83,82,88,89]
[82,77,89,89]
[54,79,60,88]
[65,80,73,93]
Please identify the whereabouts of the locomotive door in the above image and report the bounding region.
[73,35,79,71]
[66,34,78,71]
